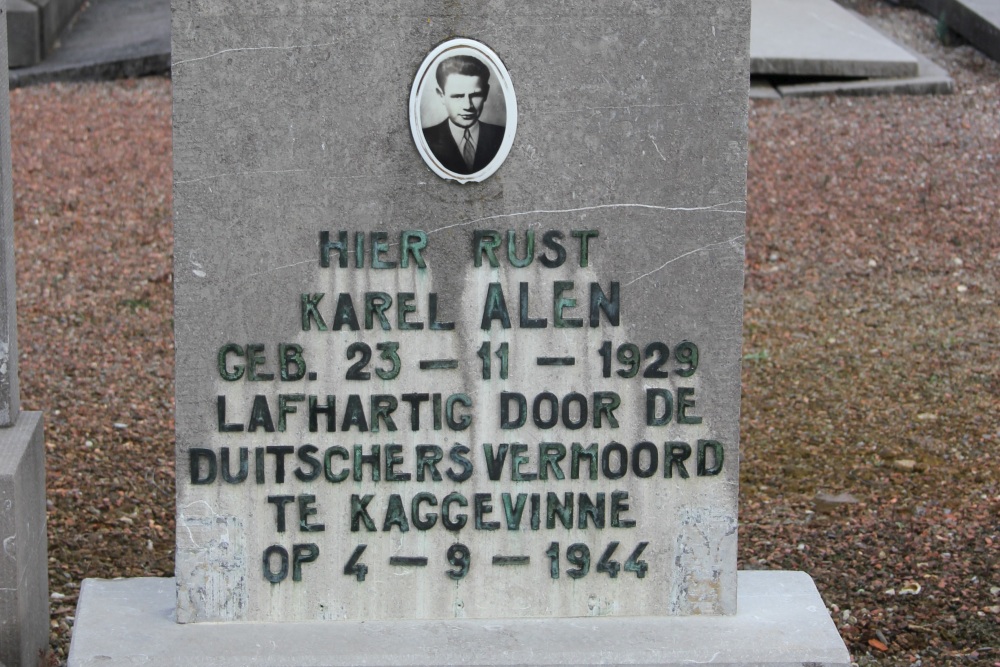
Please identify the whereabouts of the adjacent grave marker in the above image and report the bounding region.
[0,4,50,664]
[1,0,20,426]
[172,0,749,624]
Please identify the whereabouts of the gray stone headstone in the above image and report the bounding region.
[0,0,19,427]
[173,0,749,623]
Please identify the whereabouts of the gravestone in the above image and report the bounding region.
[68,0,850,664]
[0,2,50,664]
[172,0,746,624]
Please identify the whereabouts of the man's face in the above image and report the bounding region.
[437,73,488,128]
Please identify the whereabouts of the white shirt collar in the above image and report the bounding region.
[448,120,479,150]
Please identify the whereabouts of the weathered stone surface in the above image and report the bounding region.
[8,0,170,87]
[68,571,851,667]
[1,0,23,424]
[0,412,49,667]
[173,0,749,623]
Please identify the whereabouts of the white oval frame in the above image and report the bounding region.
[409,38,517,184]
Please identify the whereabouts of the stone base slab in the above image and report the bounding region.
[776,44,953,97]
[68,571,849,666]
[0,412,49,667]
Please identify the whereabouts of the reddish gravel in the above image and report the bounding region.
[742,2,1000,665]
[10,78,175,664]
[6,1,1000,664]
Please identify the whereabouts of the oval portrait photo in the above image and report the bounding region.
[409,38,517,184]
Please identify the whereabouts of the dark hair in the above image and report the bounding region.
[435,55,491,89]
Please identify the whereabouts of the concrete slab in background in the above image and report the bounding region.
[752,0,921,77]
[5,0,86,68]
[9,0,169,87]
[777,42,954,96]
[8,0,959,97]
[750,78,782,99]
[917,0,1000,62]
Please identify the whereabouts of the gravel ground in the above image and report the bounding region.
[10,79,175,664]
[7,1,999,664]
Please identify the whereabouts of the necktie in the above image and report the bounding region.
[462,128,475,169]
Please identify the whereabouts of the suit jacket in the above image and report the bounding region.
[422,120,505,175]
